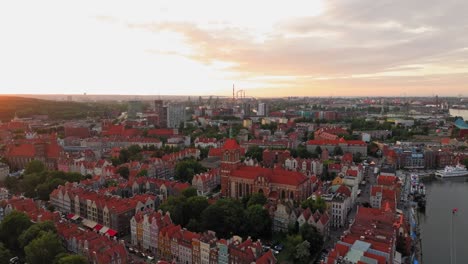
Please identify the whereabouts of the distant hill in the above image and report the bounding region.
[0,96,126,121]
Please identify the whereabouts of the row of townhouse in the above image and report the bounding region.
[130,209,277,264]
[1,197,129,264]
[56,221,129,264]
[191,169,220,196]
[296,207,330,239]
[50,184,157,236]
[324,182,412,263]
[58,158,113,176]
[161,148,201,163]
[194,137,219,148]
[2,196,61,223]
[283,157,324,176]
[59,155,176,179]
[110,177,190,200]
[306,139,367,156]
[81,136,163,151]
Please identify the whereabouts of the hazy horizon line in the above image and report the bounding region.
[1,93,467,99]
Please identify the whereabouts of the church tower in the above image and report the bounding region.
[220,139,241,197]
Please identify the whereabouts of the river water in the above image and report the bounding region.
[419,179,468,264]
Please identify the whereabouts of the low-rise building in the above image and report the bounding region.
[0,162,10,181]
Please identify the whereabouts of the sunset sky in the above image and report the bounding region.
[1,0,467,97]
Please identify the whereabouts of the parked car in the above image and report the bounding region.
[273,244,284,251]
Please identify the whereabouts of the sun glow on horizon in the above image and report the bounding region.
[0,0,467,97]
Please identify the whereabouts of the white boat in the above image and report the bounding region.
[418,183,425,195]
[435,164,468,178]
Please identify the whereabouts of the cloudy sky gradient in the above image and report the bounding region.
[1,0,467,97]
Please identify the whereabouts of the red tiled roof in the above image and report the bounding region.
[208,148,223,157]
[377,175,398,186]
[307,139,366,146]
[336,185,352,197]
[223,139,240,150]
[255,250,276,264]
[7,144,35,157]
[231,166,308,186]
[147,128,177,137]
[346,169,358,177]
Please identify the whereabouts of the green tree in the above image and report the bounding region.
[19,221,57,248]
[294,145,313,159]
[201,199,245,238]
[284,234,303,260]
[294,241,311,264]
[333,146,343,156]
[185,196,209,223]
[301,197,326,213]
[4,176,20,194]
[25,160,46,174]
[21,172,46,198]
[245,145,263,162]
[245,205,272,240]
[247,193,267,207]
[315,146,322,155]
[182,187,198,198]
[137,169,148,177]
[463,158,468,168]
[117,166,130,180]
[36,182,52,201]
[175,159,205,182]
[56,254,88,264]
[0,243,12,264]
[128,145,143,160]
[186,218,202,233]
[300,223,323,257]
[0,211,32,251]
[353,152,363,163]
[159,196,187,226]
[119,149,130,163]
[24,231,65,264]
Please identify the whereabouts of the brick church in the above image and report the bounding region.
[220,139,311,202]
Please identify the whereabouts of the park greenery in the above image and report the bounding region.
[159,192,271,240]
[0,96,126,121]
[174,158,206,182]
[5,160,85,200]
[0,211,87,264]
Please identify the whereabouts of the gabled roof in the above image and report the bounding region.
[231,166,308,186]
[336,185,352,197]
[223,139,240,150]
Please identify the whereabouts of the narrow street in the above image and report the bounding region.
[323,162,377,251]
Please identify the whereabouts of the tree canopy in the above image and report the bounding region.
[175,159,205,182]
[0,211,33,251]
[182,187,198,198]
[19,221,56,248]
[17,168,84,200]
[25,160,46,174]
[300,223,324,257]
[0,243,12,264]
[117,166,130,180]
[201,198,246,238]
[247,193,267,207]
[56,254,88,264]
[245,205,272,240]
[245,145,263,162]
[24,231,65,264]
[301,197,326,213]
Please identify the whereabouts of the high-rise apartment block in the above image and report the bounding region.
[167,104,186,128]
[154,100,167,128]
[257,102,269,116]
